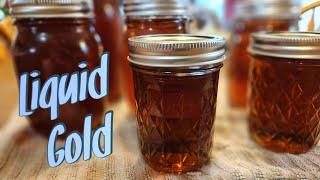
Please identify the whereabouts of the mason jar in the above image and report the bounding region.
[248,32,320,154]
[11,0,104,137]
[128,34,226,173]
[228,0,300,108]
[123,0,190,112]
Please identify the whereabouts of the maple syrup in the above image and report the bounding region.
[123,0,190,112]
[129,34,226,173]
[249,32,320,154]
[228,0,300,108]
[11,0,104,137]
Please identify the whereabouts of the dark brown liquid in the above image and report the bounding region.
[228,18,296,108]
[13,18,104,137]
[94,0,127,102]
[124,17,189,113]
[132,65,220,173]
[249,55,320,154]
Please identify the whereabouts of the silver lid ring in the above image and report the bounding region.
[249,32,320,59]
[129,34,226,68]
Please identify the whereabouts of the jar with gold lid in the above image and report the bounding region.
[248,32,320,154]
[123,0,191,112]
[228,0,300,109]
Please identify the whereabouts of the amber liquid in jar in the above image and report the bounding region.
[124,17,189,112]
[94,0,127,102]
[229,18,296,108]
[132,66,220,173]
[249,55,320,154]
[13,19,104,137]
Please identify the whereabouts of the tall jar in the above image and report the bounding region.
[123,0,190,112]
[248,32,320,154]
[11,0,104,137]
[93,0,127,103]
[228,0,300,109]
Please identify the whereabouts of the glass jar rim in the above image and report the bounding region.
[131,63,223,77]
[249,31,320,59]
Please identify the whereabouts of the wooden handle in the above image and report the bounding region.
[300,1,320,32]
[301,1,320,14]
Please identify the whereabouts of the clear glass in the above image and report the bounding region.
[228,17,297,109]
[249,55,320,154]
[13,18,104,137]
[131,64,221,173]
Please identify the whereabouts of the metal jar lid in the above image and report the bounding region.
[128,34,226,68]
[123,0,189,19]
[249,32,320,59]
[235,0,301,19]
[10,0,93,18]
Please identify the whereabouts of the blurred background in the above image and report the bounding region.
[0,0,319,125]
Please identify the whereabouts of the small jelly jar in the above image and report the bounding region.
[128,34,226,173]
[228,0,300,109]
[123,0,190,112]
[248,32,320,154]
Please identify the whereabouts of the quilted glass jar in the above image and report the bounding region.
[228,0,300,109]
[128,34,226,173]
[123,0,190,112]
[248,32,320,154]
